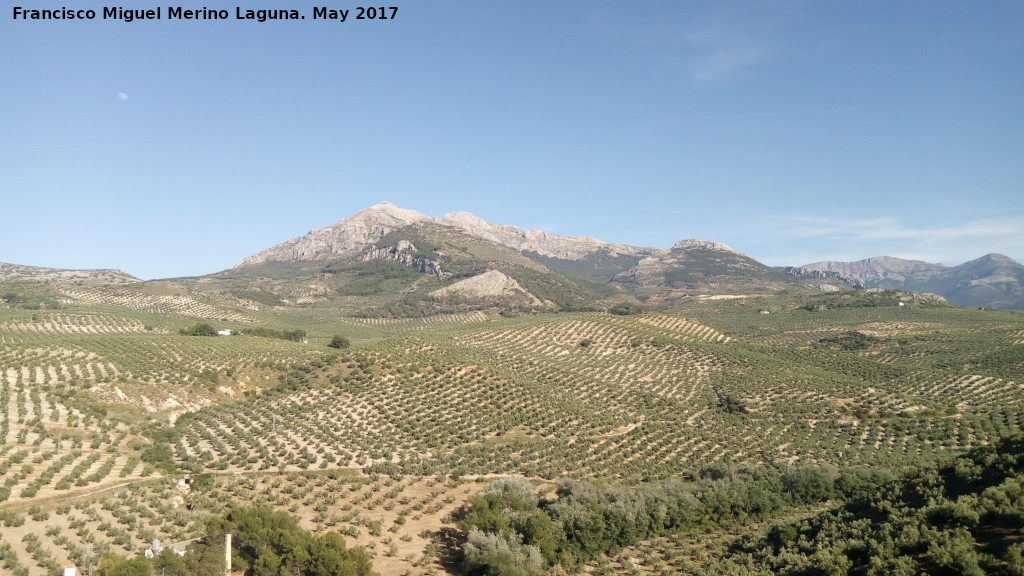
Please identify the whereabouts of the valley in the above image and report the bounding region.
[1,203,1023,575]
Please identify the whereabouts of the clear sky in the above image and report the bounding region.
[3,1,1022,279]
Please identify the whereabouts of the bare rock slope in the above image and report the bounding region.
[430,270,541,305]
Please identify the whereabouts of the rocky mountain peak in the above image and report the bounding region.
[440,211,501,243]
[364,201,432,225]
[235,202,431,267]
[672,239,737,253]
[970,253,1015,266]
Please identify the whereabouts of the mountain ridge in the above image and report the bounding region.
[789,253,1024,309]
[4,202,1022,310]
[236,201,656,268]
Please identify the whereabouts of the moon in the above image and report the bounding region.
[118,92,128,101]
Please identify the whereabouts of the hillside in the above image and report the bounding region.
[1,262,1023,575]
[2,202,1023,574]
[613,239,809,304]
[790,253,1024,309]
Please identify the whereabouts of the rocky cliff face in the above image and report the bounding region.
[359,240,447,279]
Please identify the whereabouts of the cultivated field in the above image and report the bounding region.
[1,289,1022,575]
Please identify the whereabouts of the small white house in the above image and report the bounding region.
[64,567,76,576]
[217,329,232,336]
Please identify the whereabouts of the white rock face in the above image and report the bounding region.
[672,239,737,253]
[430,270,541,305]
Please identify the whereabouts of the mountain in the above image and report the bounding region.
[784,256,946,289]
[237,201,651,268]
[228,201,667,313]
[230,202,822,310]
[788,254,1024,309]
[233,202,947,313]
[612,239,808,304]
[237,201,432,266]
[7,202,1020,313]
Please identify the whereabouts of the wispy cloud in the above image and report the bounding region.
[783,215,1024,242]
[591,3,786,85]
[635,106,864,129]
[763,214,1024,265]
[683,24,768,84]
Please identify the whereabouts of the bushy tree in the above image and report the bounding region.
[180,323,218,336]
[190,507,375,576]
[328,335,351,349]
[463,528,544,576]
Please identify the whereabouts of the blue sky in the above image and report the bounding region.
[2,1,1022,279]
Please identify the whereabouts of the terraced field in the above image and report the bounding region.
[170,307,1024,481]
[1,289,1022,575]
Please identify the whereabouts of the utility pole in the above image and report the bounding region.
[224,533,232,576]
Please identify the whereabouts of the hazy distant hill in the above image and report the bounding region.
[0,262,138,284]
[788,253,1024,309]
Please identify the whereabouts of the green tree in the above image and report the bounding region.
[180,323,218,336]
[152,549,187,576]
[107,557,152,576]
[328,335,351,349]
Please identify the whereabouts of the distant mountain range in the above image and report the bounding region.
[231,202,1023,310]
[784,253,1024,309]
[4,202,1023,311]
